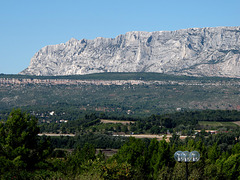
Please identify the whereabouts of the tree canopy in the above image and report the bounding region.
[0,109,51,176]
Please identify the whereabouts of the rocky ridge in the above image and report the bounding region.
[20,26,240,78]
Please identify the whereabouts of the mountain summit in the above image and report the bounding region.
[20,26,240,78]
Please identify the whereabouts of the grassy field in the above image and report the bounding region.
[100,119,135,124]
[198,121,239,128]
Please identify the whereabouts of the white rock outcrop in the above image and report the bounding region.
[20,26,240,78]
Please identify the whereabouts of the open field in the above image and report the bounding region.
[100,119,135,124]
[198,121,239,127]
[114,134,189,142]
[39,133,189,142]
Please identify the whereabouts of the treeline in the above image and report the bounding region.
[1,109,240,179]
[37,109,240,151]
[174,109,240,122]
[39,109,240,135]
[2,108,240,136]
[50,133,128,150]
[2,72,238,81]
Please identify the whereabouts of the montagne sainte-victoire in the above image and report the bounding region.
[20,26,240,78]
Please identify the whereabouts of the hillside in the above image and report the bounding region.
[1,73,240,116]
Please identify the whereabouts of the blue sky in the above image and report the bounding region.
[0,0,239,74]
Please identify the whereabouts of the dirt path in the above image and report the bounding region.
[233,121,240,126]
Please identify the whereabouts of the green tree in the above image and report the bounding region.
[161,117,175,128]
[152,139,173,179]
[146,138,159,178]
[221,154,240,179]
[66,143,96,174]
[169,132,180,147]
[208,143,220,162]
[0,109,51,175]
[232,142,240,155]
[112,137,146,178]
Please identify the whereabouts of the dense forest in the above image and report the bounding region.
[1,109,240,179]
[1,72,240,116]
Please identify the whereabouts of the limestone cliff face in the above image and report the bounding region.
[20,26,240,78]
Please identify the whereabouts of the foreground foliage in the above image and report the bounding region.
[0,109,240,179]
[0,109,52,178]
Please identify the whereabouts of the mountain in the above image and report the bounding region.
[20,26,240,78]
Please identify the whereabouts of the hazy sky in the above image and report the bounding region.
[1,0,239,74]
